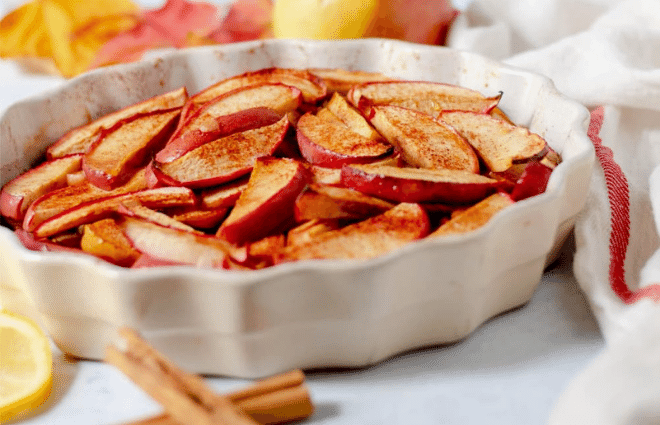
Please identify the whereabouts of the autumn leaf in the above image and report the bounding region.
[207,0,273,44]
[0,0,139,77]
[90,0,224,69]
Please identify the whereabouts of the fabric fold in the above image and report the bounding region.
[447,0,660,423]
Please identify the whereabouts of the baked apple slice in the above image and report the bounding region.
[366,105,480,172]
[276,202,430,262]
[341,163,505,204]
[47,87,187,159]
[23,169,147,232]
[14,228,84,254]
[510,161,554,201]
[199,177,250,209]
[119,217,232,268]
[182,68,327,118]
[23,167,149,232]
[166,206,229,230]
[80,218,141,267]
[169,83,300,147]
[347,81,501,118]
[152,116,289,188]
[294,184,394,222]
[83,109,180,190]
[286,219,339,247]
[308,68,393,95]
[66,170,86,186]
[439,110,548,173]
[430,192,514,236]
[179,68,325,127]
[33,186,196,238]
[1,154,82,221]
[217,157,311,244]
[296,111,392,167]
[308,165,343,186]
[117,200,199,233]
[323,93,382,141]
[242,234,287,269]
[155,107,282,163]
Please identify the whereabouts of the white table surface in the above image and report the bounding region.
[0,1,605,423]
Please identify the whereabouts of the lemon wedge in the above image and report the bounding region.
[0,311,52,422]
[273,0,378,40]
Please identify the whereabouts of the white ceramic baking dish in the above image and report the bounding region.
[0,39,594,378]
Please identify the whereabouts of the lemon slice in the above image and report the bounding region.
[273,0,378,40]
[0,311,52,422]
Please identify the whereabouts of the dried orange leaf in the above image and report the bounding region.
[0,3,45,57]
[0,0,139,77]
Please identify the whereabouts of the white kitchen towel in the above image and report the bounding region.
[447,0,660,423]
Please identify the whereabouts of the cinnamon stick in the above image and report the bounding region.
[106,327,314,425]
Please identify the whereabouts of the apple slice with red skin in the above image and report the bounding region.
[308,68,393,95]
[66,170,86,186]
[276,202,430,263]
[510,161,554,201]
[119,217,232,268]
[1,154,82,221]
[430,192,515,237]
[347,81,501,118]
[152,116,289,189]
[294,183,395,222]
[286,219,340,247]
[490,107,515,125]
[117,200,199,233]
[166,206,229,230]
[80,218,141,267]
[217,157,311,244]
[155,107,282,163]
[341,163,505,204]
[296,111,392,168]
[50,231,83,248]
[23,167,149,232]
[199,176,249,209]
[180,67,327,123]
[33,186,196,238]
[47,87,188,159]
[169,83,300,147]
[365,105,480,172]
[541,146,562,169]
[14,228,84,255]
[308,165,342,186]
[83,109,180,190]
[439,110,548,173]
[242,234,287,269]
[323,93,382,141]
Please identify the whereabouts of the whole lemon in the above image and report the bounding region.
[273,0,379,40]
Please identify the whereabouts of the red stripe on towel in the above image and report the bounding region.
[588,107,660,304]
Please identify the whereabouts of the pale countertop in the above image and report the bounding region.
[1,1,604,424]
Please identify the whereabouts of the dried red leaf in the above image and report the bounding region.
[90,0,222,68]
[208,0,273,43]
